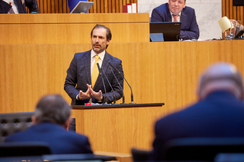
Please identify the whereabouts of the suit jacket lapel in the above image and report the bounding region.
[166,5,172,22]
[180,9,187,29]
[84,51,91,85]
[101,52,110,75]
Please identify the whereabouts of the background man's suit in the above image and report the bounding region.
[64,50,124,105]
[151,3,199,40]
[5,122,93,154]
[151,91,244,161]
[0,0,38,13]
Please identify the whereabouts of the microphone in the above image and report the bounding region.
[109,66,125,104]
[108,62,135,104]
[97,63,108,104]
[100,65,117,104]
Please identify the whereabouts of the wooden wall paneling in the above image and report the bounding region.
[237,7,241,21]
[2,40,244,114]
[0,14,150,44]
[225,0,230,18]
[104,0,108,13]
[94,0,97,13]
[230,0,233,18]
[119,0,123,13]
[59,0,63,13]
[38,0,43,13]
[89,0,94,13]
[239,7,244,24]
[115,0,119,13]
[45,0,48,13]
[108,0,112,13]
[49,0,52,13]
[222,0,244,25]
[54,0,58,13]
[1,41,244,152]
[222,0,226,17]
[122,0,126,6]
[97,0,101,13]
[51,0,55,13]
[100,0,104,13]
[63,0,68,13]
[112,0,115,13]
[43,0,47,13]
[241,7,244,24]
[233,3,237,18]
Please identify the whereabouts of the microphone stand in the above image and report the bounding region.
[97,63,108,105]
[101,67,117,105]
[109,67,125,104]
[109,62,135,104]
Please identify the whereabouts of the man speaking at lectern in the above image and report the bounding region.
[64,24,124,105]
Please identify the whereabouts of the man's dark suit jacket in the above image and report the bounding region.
[151,91,244,161]
[151,3,199,40]
[4,122,93,154]
[64,50,124,105]
[0,0,38,13]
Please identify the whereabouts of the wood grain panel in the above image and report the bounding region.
[223,0,244,25]
[1,41,244,152]
[1,41,244,112]
[0,14,149,44]
[71,106,164,153]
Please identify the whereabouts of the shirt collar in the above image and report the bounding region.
[91,49,106,61]
[170,11,182,17]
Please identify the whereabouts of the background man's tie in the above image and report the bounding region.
[91,55,99,88]
[173,14,179,22]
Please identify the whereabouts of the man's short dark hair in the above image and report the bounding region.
[91,24,112,41]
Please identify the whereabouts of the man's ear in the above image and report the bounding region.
[64,117,72,130]
[32,116,37,124]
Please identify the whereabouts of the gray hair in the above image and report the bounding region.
[197,62,243,99]
[34,94,71,125]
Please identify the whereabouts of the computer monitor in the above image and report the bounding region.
[70,1,94,13]
[150,22,181,41]
[233,0,244,6]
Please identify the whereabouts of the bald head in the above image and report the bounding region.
[197,62,243,100]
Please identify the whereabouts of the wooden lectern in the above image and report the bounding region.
[71,103,164,154]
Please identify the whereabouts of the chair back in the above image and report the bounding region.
[131,148,152,162]
[162,137,244,161]
[0,142,51,157]
[0,112,34,143]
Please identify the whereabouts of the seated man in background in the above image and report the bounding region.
[151,62,244,161]
[0,0,39,13]
[4,94,93,154]
[151,0,199,40]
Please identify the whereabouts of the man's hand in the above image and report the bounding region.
[78,87,91,100]
[87,84,103,101]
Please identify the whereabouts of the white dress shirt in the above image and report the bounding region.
[3,0,19,13]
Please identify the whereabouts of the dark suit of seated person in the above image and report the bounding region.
[0,0,39,13]
[4,94,93,154]
[151,0,199,40]
[151,62,244,161]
